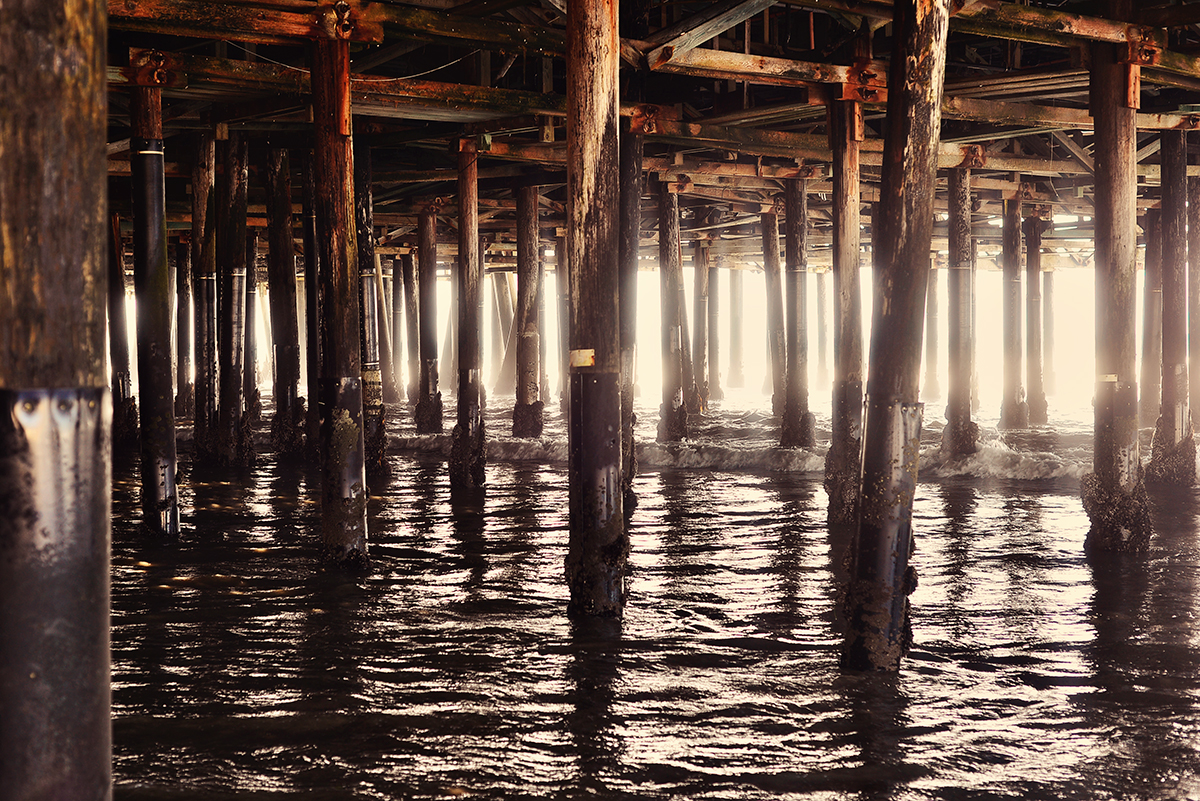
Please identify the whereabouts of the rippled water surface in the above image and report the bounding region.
[112,393,1200,800]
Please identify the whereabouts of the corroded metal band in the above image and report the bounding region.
[1,388,112,556]
[0,387,111,794]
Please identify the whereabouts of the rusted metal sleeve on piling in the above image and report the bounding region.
[217,134,249,466]
[513,184,544,438]
[999,198,1028,429]
[266,147,304,454]
[415,207,443,433]
[564,0,627,618]
[312,37,368,566]
[1147,129,1194,485]
[1024,216,1049,425]
[657,179,687,441]
[943,168,979,456]
[782,178,815,448]
[131,85,180,537]
[824,99,864,526]
[762,210,786,418]
[450,137,486,488]
[1082,9,1151,552]
[0,3,111,794]
[842,0,950,673]
[354,136,389,475]
[619,120,644,489]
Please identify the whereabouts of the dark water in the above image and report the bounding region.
[111,394,1200,800]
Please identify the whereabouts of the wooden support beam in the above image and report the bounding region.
[109,0,384,44]
[564,0,627,619]
[0,3,111,795]
[311,36,368,566]
[843,0,950,674]
[1082,9,1152,552]
[643,0,779,70]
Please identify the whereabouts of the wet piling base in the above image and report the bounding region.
[566,372,627,618]
[415,391,443,434]
[657,403,688,442]
[450,371,486,488]
[780,405,816,449]
[1081,471,1153,552]
[318,376,368,568]
[825,379,862,525]
[363,368,388,477]
[1146,424,1197,485]
[842,400,922,672]
[512,401,544,438]
[271,400,307,455]
[941,418,981,457]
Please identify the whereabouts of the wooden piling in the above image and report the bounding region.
[492,271,517,394]
[108,214,138,448]
[217,134,250,466]
[708,253,723,401]
[816,269,829,386]
[1024,215,1050,424]
[693,242,710,411]
[842,0,950,672]
[1190,171,1200,419]
[193,135,218,458]
[1140,210,1163,427]
[564,0,627,617]
[999,198,1028,429]
[1081,9,1152,551]
[923,260,940,401]
[301,151,323,454]
[728,267,745,388]
[762,209,786,417]
[265,147,304,454]
[400,253,420,404]
[781,178,815,447]
[943,168,979,456]
[176,236,194,418]
[244,230,261,429]
[354,136,389,476]
[1147,129,1194,485]
[311,37,368,566]
[825,99,865,526]
[658,180,687,441]
[131,84,180,536]
[620,116,644,493]
[450,137,486,488]
[415,206,443,433]
[1044,269,1056,395]
[0,2,111,794]
[513,184,545,437]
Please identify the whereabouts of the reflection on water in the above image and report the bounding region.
[112,398,1200,799]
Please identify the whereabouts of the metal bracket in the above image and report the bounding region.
[958,144,986,169]
[128,50,186,88]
